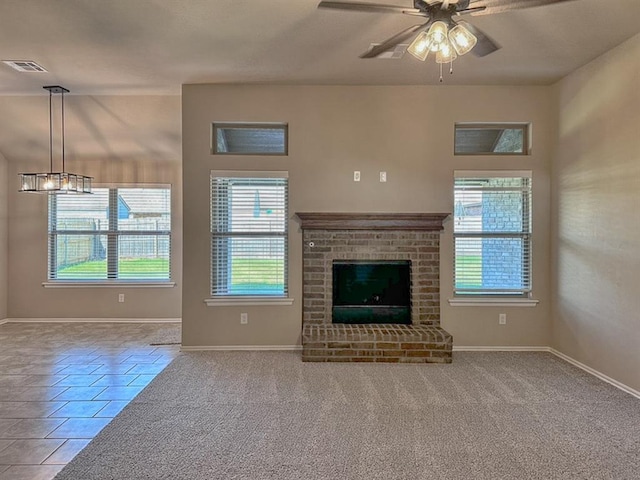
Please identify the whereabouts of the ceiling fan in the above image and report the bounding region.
[318,0,576,78]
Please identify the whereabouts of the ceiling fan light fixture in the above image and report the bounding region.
[407,31,431,61]
[449,23,477,56]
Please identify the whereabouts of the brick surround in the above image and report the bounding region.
[296,213,453,363]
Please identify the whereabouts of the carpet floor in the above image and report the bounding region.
[146,323,181,346]
[54,351,639,480]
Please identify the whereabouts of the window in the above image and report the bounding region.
[210,171,288,297]
[48,186,171,281]
[454,171,532,297]
[454,123,529,155]
[212,123,288,155]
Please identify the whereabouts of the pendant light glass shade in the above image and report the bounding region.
[426,21,448,49]
[435,40,458,64]
[449,23,478,56]
[407,31,431,61]
[19,86,92,194]
[20,172,92,194]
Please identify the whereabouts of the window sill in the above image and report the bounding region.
[448,297,539,307]
[205,297,294,307]
[43,281,176,289]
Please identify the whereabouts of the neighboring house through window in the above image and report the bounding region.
[210,171,288,297]
[48,186,171,281]
[454,171,532,297]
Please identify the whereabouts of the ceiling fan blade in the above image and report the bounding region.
[360,22,429,58]
[467,0,578,16]
[318,1,420,14]
[455,20,501,57]
[455,6,487,15]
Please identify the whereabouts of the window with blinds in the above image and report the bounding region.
[454,172,532,296]
[48,186,171,281]
[210,171,288,297]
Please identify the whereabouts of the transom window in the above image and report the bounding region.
[454,123,529,155]
[212,123,288,155]
[454,171,532,296]
[210,171,288,297]
[48,186,171,281]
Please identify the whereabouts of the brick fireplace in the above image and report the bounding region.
[296,213,453,363]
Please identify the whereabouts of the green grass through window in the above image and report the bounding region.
[455,255,482,288]
[58,259,169,279]
[230,258,284,286]
[227,258,285,295]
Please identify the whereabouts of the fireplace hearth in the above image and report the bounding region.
[296,212,453,363]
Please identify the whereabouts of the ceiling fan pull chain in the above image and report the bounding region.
[439,63,443,82]
[450,60,454,75]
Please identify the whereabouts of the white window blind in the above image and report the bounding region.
[454,172,532,296]
[48,186,171,281]
[210,171,288,297]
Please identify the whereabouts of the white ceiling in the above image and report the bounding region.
[1,0,639,95]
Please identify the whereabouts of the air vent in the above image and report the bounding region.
[2,60,48,72]
[370,44,407,59]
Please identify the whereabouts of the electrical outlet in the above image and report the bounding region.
[118,293,125,303]
[240,313,248,324]
[499,313,506,325]
[379,171,387,182]
[353,171,361,182]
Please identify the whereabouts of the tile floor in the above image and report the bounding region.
[0,322,180,480]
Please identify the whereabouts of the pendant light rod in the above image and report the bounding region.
[48,87,53,173]
[43,85,70,174]
[61,88,65,173]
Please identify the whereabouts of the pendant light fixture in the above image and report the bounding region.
[19,85,92,194]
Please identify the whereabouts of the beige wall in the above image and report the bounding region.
[551,33,640,391]
[5,95,183,319]
[182,84,553,347]
[0,151,7,320]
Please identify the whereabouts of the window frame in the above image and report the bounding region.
[454,123,530,156]
[211,122,289,156]
[452,170,533,300]
[45,184,172,286]
[207,170,292,306]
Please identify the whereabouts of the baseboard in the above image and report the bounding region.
[6,318,181,324]
[181,345,302,352]
[549,348,640,400]
[453,346,549,352]
[453,345,640,400]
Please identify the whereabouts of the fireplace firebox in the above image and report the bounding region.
[332,260,411,324]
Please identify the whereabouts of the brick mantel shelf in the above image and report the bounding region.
[295,212,450,231]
